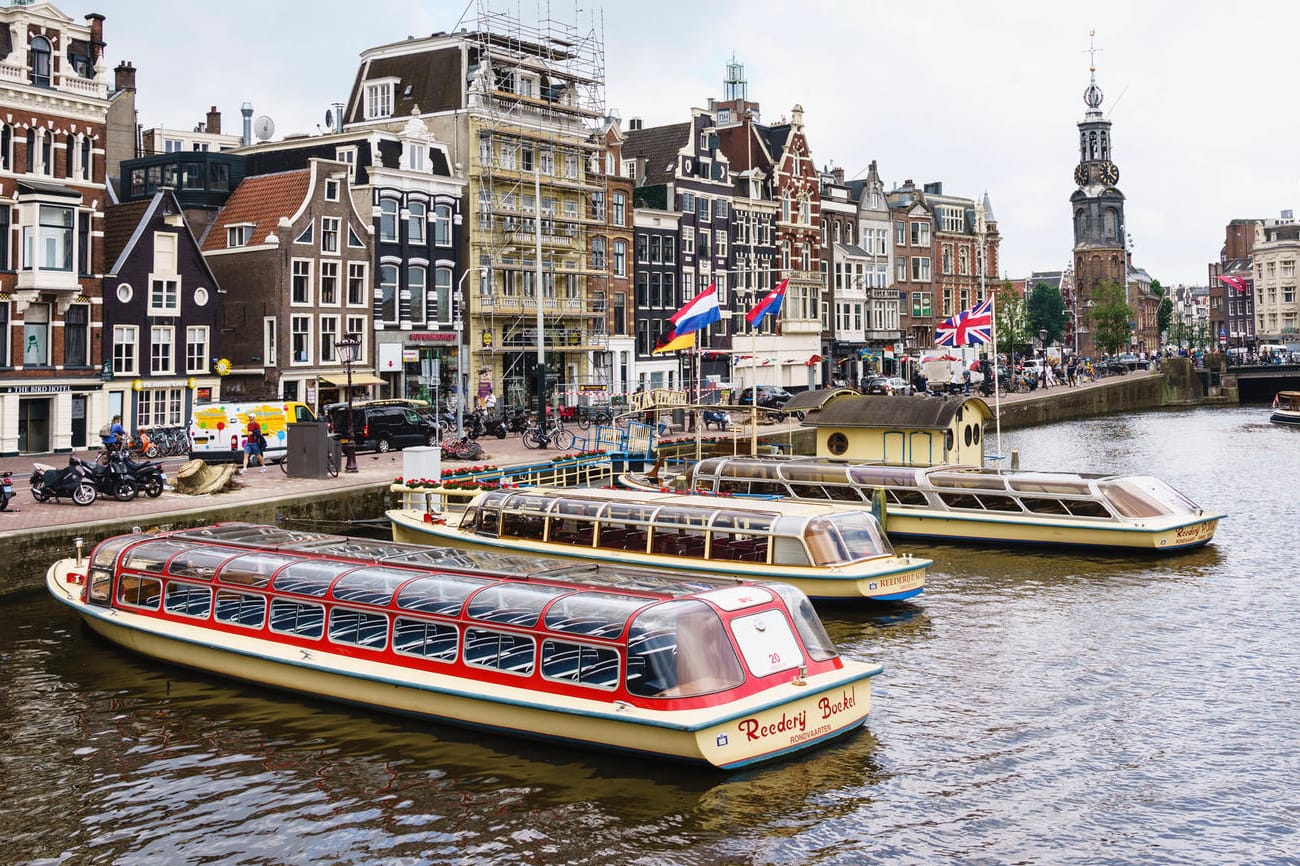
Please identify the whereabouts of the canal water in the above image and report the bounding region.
[3,406,1297,866]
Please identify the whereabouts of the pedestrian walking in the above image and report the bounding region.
[240,418,267,473]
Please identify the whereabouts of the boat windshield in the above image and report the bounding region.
[1097,476,1201,518]
[768,583,839,662]
[803,513,894,565]
[625,600,745,698]
[543,590,649,639]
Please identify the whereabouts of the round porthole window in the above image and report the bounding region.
[194,287,209,306]
[944,430,954,451]
[964,425,973,446]
[116,283,132,303]
[973,425,981,444]
[827,432,849,456]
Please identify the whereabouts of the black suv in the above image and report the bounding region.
[325,402,439,453]
[735,385,792,409]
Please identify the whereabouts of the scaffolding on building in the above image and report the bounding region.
[466,1,610,410]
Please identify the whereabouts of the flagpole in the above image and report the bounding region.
[750,320,758,457]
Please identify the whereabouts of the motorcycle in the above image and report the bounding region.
[80,454,142,501]
[116,452,167,498]
[1,470,16,511]
[31,458,97,506]
[503,405,530,434]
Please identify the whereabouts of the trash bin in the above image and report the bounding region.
[403,445,441,485]
[286,422,330,478]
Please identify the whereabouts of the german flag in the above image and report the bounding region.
[652,326,695,354]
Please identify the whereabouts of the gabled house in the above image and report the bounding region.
[201,159,374,410]
[102,189,223,435]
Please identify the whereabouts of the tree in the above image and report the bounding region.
[1026,281,1069,345]
[993,280,1031,358]
[1090,279,1133,356]
[1152,279,1173,337]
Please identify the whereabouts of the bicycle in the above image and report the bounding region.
[440,436,485,461]
[576,405,613,430]
[522,415,573,450]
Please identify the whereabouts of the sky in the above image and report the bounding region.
[91,0,1300,287]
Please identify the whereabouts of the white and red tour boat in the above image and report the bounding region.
[46,522,880,769]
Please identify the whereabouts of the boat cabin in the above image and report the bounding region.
[460,487,896,568]
[800,393,991,465]
[78,523,844,707]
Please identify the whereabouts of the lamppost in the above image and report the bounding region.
[455,268,486,439]
[1038,328,1048,359]
[336,333,361,473]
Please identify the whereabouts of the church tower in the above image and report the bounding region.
[1070,35,1127,357]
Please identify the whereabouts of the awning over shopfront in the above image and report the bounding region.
[318,373,386,387]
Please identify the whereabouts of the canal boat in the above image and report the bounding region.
[388,487,928,602]
[621,456,1222,552]
[1270,391,1300,426]
[45,522,880,770]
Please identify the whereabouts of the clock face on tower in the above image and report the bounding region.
[1073,163,1088,186]
[1100,161,1120,185]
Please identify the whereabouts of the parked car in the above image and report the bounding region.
[885,377,914,395]
[1114,353,1143,370]
[735,385,792,409]
[864,377,894,395]
[324,403,440,453]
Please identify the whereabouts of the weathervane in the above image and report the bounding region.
[1082,30,1104,111]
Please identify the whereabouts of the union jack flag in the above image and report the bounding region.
[935,298,993,347]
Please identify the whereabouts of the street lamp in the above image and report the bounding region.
[455,268,487,439]
[336,333,362,473]
[1038,329,1048,359]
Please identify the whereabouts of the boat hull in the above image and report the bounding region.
[1270,410,1300,427]
[47,560,876,769]
[387,509,928,602]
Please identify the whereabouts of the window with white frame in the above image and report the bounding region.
[910,222,930,246]
[264,317,277,366]
[321,217,340,253]
[613,192,626,227]
[346,316,366,348]
[320,261,339,305]
[408,201,426,244]
[409,265,427,325]
[227,224,253,248]
[539,148,554,175]
[291,260,312,305]
[325,179,340,201]
[22,204,74,271]
[364,80,395,120]
[113,325,137,374]
[683,231,695,257]
[335,147,357,180]
[319,315,339,363]
[379,265,399,322]
[435,268,453,325]
[500,142,516,170]
[613,240,626,277]
[591,237,606,271]
[911,256,931,281]
[291,316,311,363]
[186,326,209,373]
[717,230,727,259]
[150,325,174,374]
[149,278,180,316]
[379,199,398,242]
[347,262,367,306]
[434,204,452,246]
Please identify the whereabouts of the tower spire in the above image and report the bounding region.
[1082,30,1104,113]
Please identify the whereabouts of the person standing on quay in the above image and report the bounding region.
[240,417,266,473]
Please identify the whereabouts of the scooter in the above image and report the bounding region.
[113,451,167,498]
[80,454,143,501]
[482,412,509,439]
[0,470,17,511]
[31,458,97,506]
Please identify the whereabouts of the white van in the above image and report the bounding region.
[188,401,317,464]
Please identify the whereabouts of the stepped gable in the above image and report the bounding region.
[201,170,312,251]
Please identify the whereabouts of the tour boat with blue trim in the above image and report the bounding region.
[620,455,1222,552]
[46,523,879,769]
[387,486,928,601]
[1271,391,1300,427]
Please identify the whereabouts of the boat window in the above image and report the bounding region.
[332,567,418,606]
[91,535,138,572]
[475,506,501,536]
[500,509,546,541]
[887,488,930,506]
[805,517,854,566]
[788,483,830,500]
[1021,497,1071,515]
[712,511,776,533]
[122,540,192,573]
[1098,476,1200,517]
[464,628,535,675]
[977,493,1023,512]
[393,618,459,661]
[164,582,213,619]
[823,484,864,503]
[541,640,621,689]
[117,574,162,610]
[768,584,839,662]
[600,501,658,524]
[214,590,267,628]
[502,493,554,516]
[829,512,893,558]
[929,472,1008,491]
[467,584,568,627]
[395,574,492,616]
[780,464,850,485]
[1064,499,1111,518]
[848,465,922,488]
[269,599,325,638]
[544,591,644,638]
[167,548,233,581]
[624,600,744,698]
[273,560,356,597]
[218,553,297,588]
[653,506,710,530]
[1007,474,1093,496]
[328,608,389,649]
[731,609,803,677]
[939,492,982,510]
[547,499,600,545]
[717,478,748,495]
[707,511,773,563]
[772,535,812,566]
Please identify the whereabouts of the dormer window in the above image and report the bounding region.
[30,36,51,88]
[226,224,254,248]
[364,79,396,120]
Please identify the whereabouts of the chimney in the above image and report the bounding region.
[207,106,222,136]
[629,117,643,131]
[241,102,253,146]
[85,13,105,63]
[114,61,136,93]
[832,167,844,184]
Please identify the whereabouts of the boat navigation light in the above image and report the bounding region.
[74,536,84,567]
[792,666,808,687]
[614,700,632,712]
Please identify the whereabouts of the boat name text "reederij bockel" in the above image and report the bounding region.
[736,687,858,742]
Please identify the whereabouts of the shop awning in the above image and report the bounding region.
[318,372,386,387]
